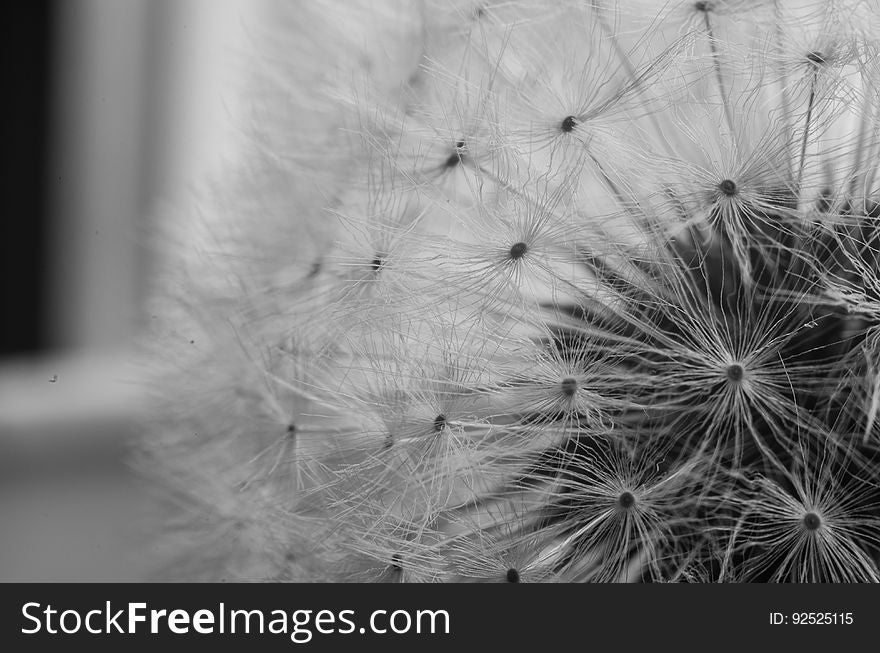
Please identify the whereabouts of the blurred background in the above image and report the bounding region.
[0,0,255,580]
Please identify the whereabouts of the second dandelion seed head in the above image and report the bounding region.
[802,511,822,531]
[718,179,738,196]
[617,491,637,510]
[726,363,745,383]
[509,241,529,260]
[560,377,578,397]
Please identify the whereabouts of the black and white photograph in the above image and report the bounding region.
[3,0,880,644]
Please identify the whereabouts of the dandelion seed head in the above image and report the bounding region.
[560,115,577,133]
[726,363,745,383]
[618,490,637,510]
[508,241,529,260]
[560,376,578,397]
[802,511,823,531]
[144,0,880,584]
[444,140,468,168]
[718,178,738,196]
[806,50,827,66]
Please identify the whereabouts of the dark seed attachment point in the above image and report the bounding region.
[694,1,710,11]
[726,363,744,383]
[391,554,403,571]
[560,115,577,133]
[433,414,447,432]
[803,512,822,531]
[618,491,636,509]
[509,241,529,260]
[444,140,467,168]
[719,179,737,196]
[561,377,578,397]
[286,423,297,436]
[371,256,385,272]
[506,568,520,583]
[806,50,826,66]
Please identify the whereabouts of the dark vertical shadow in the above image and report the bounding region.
[0,2,57,355]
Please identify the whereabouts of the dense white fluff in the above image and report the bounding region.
[141,0,880,582]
